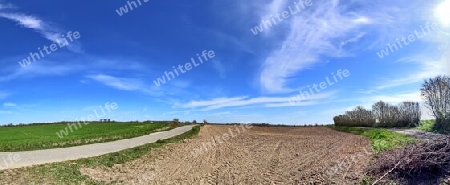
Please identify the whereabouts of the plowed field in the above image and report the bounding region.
[81,125,372,184]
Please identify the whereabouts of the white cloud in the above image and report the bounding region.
[0,110,12,115]
[338,32,367,55]
[352,16,371,24]
[203,97,293,110]
[85,73,193,97]
[3,102,16,107]
[81,106,103,111]
[338,91,423,106]
[180,90,337,111]
[266,90,338,107]
[210,111,231,116]
[369,91,422,104]
[259,0,373,94]
[0,3,15,10]
[0,61,84,83]
[376,53,450,90]
[0,55,148,83]
[0,4,82,52]
[0,13,42,29]
[182,97,248,108]
[86,74,144,91]
[256,0,429,94]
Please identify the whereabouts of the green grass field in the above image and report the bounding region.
[0,126,201,184]
[0,122,172,152]
[330,126,416,153]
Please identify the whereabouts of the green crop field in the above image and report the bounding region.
[0,122,172,152]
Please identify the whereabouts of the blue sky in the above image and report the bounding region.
[0,0,449,125]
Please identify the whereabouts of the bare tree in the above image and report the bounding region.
[421,76,450,119]
[335,106,375,127]
[373,101,390,127]
[398,102,421,127]
[335,101,421,128]
[386,105,400,127]
[421,75,450,132]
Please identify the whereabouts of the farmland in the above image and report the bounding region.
[77,125,374,184]
[0,122,171,152]
[0,123,448,184]
[0,125,374,184]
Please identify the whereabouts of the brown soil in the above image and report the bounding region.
[81,125,372,184]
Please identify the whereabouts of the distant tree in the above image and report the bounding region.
[334,100,421,128]
[373,101,389,126]
[341,106,375,127]
[173,118,180,124]
[333,115,349,126]
[398,102,421,127]
[203,119,208,124]
[192,120,197,124]
[386,105,400,127]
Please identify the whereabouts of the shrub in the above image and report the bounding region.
[433,118,450,134]
[418,120,435,132]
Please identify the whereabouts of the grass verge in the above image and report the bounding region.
[0,126,200,184]
[416,119,435,132]
[330,126,416,154]
[0,122,177,152]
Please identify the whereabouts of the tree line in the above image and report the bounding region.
[334,75,450,133]
[333,101,421,127]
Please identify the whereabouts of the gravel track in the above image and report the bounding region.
[391,128,443,140]
[0,125,195,170]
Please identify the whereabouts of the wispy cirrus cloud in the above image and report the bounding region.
[0,3,15,10]
[375,32,450,90]
[0,3,82,52]
[178,90,337,111]
[258,0,374,94]
[0,61,83,83]
[86,73,195,97]
[369,91,422,103]
[86,74,144,91]
[0,110,12,115]
[375,46,450,89]
[256,0,426,94]
[0,55,147,83]
[181,97,248,108]
[3,102,16,107]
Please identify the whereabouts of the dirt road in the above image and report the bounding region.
[82,125,372,184]
[391,128,442,140]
